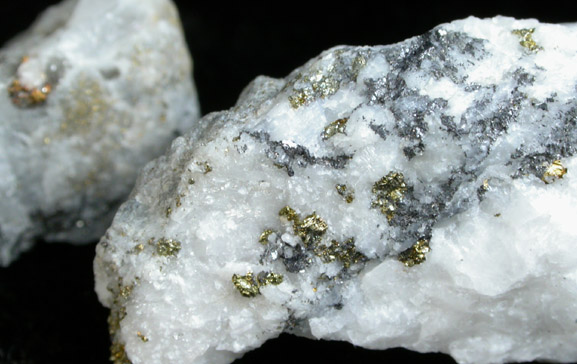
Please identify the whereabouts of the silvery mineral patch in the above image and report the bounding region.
[95,17,577,364]
[0,0,199,265]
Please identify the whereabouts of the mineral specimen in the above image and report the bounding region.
[95,16,577,364]
[0,0,199,265]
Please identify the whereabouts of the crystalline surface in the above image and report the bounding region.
[95,17,577,364]
[0,0,199,265]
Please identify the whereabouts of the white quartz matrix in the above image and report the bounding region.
[95,17,577,364]
[0,0,199,265]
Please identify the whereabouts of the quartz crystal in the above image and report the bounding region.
[95,16,577,364]
[0,0,199,265]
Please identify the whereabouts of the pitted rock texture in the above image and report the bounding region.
[95,16,577,364]
[0,0,199,265]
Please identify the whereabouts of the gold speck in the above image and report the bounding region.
[542,160,567,184]
[259,229,275,245]
[155,238,181,257]
[43,137,51,145]
[136,332,149,343]
[133,244,144,253]
[482,179,490,191]
[197,161,212,174]
[512,28,543,52]
[322,117,349,140]
[166,207,172,217]
[312,287,317,292]
[398,239,430,267]
[335,184,355,203]
[371,172,408,221]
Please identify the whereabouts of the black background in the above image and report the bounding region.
[0,1,575,364]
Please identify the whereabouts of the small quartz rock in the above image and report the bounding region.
[0,0,199,265]
[95,17,577,364]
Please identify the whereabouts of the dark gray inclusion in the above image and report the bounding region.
[249,131,352,177]
[244,27,577,322]
[357,29,576,251]
[254,27,577,280]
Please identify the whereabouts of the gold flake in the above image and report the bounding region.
[155,238,181,257]
[398,239,430,267]
[8,79,52,107]
[279,206,299,223]
[166,207,172,217]
[136,332,149,343]
[133,244,144,253]
[542,160,567,184]
[119,285,133,299]
[232,271,284,297]
[232,272,260,297]
[322,118,349,140]
[371,172,407,221]
[512,28,543,52]
[295,213,328,246]
[335,184,354,203]
[259,229,275,245]
[314,238,366,268]
[257,271,284,286]
[288,71,339,109]
[289,89,311,109]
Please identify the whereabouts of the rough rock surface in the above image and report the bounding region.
[95,16,577,364]
[0,0,199,265]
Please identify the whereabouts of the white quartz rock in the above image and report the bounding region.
[95,16,577,364]
[0,0,199,265]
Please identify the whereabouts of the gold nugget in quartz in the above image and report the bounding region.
[541,160,567,184]
[8,79,52,107]
[322,117,348,140]
[371,172,408,221]
[398,239,430,267]
[335,184,355,203]
[512,28,543,52]
[232,271,284,298]
[259,229,275,245]
[155,238,181,257]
